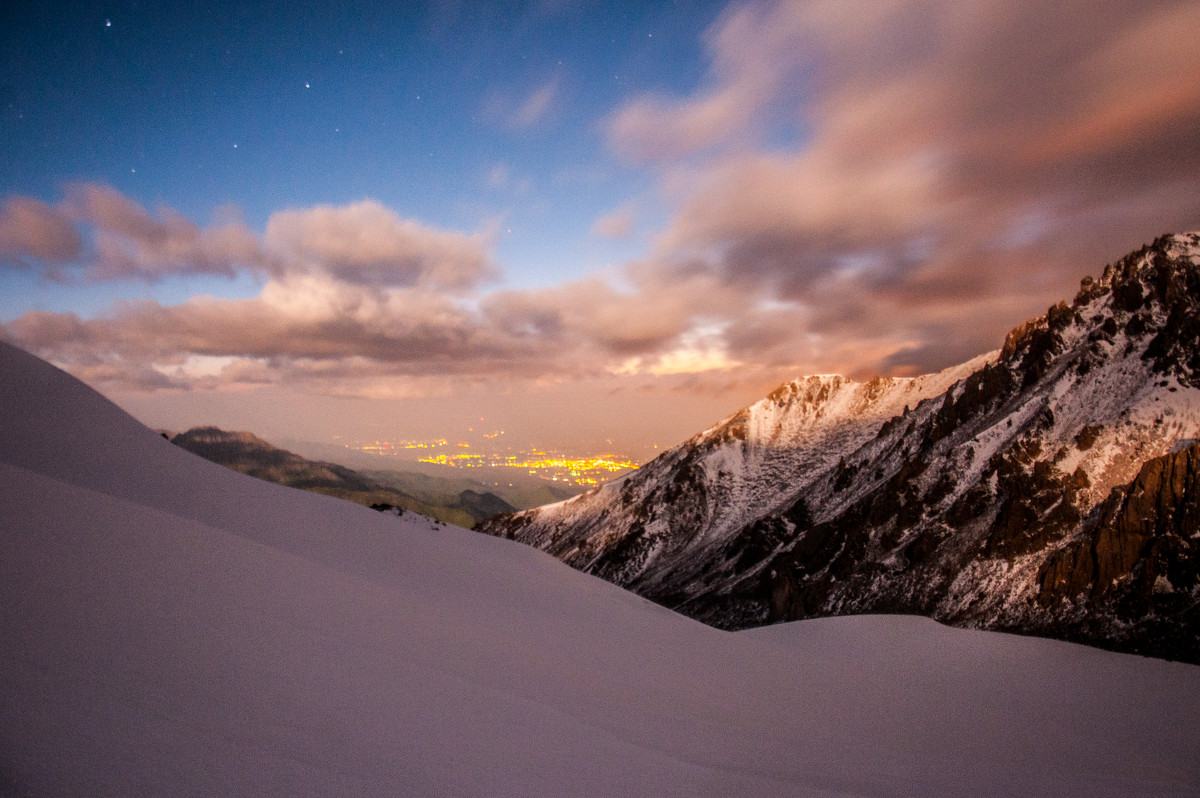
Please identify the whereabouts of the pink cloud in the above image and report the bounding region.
[3,185,501,292]
[0,197,82,263]
[64,183,265,281]
[591,205,636,239]
[626,0,1200,378]
[264,200,497,290]
[0,256,757,397]
[606,2,803,161]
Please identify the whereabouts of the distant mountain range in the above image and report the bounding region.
[169,426,537,528]
[481,232,1200,663]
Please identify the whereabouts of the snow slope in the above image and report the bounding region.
[2,339,1200,797]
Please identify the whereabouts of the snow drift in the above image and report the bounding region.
[2,340,1199,797]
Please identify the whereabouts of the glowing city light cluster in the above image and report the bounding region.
[417,451,639,487]
[346,430,640,487]
[353,438,448,453]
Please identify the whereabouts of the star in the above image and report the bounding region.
[105,19,112,27]
[305,82,310,88]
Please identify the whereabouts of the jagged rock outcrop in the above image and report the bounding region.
[1034,442,1200,661]
[480,233,1200,662]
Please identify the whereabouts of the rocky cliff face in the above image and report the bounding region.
[1035,442,1200,661]
[480,233,1200,662]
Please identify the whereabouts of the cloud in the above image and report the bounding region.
[0,197,83,264]
[65,183,266,281]
[264,201,498,290]
[482,76,562,131]
[483,278,690,357]
[608,88,763,163]
[591,205,636,239]
[481,267,749,367]
[512,78,560,128]
[606,1,812,161]
[3,283,506,392]
[621,0,1200,378]
[1,256,752,396]
[8,0,1200,404]
[3,185,500,292]
[0,187,537,393]
[0,186,611,394]
[485,162,533,195]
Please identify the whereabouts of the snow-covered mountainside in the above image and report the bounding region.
[481,233,1200,662]
[5,338,1200,795]
[481,357,988,616]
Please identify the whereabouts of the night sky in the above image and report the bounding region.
[3,0,1199,454]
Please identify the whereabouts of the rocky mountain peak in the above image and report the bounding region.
[480,233,1200,661]
[999,232,1200,391]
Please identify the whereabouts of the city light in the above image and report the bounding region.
[416,451,639,486]
[353,438,448,453]
[345,435,641,487]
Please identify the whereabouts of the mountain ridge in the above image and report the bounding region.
[169,425,516,527]
[481,232,1200,662]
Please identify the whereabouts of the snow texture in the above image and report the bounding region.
[2,340,1200,797]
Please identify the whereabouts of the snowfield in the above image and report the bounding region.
[2,340,1199,797]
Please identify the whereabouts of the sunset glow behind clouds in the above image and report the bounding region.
[3,0,1199,452]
